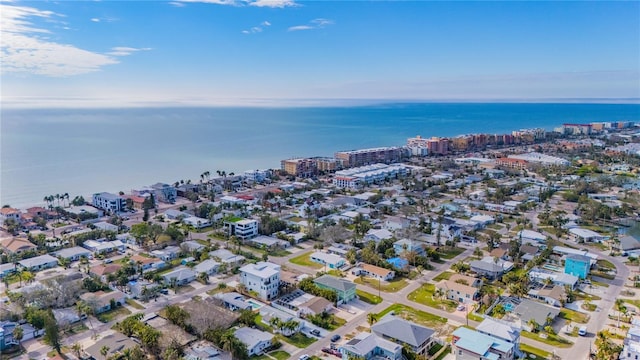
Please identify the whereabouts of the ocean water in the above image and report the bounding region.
[2,103,639,208]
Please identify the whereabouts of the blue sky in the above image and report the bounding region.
[2,0,639,107]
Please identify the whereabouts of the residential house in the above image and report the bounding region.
[298,296,333,317]
[184,341,225,360]
[393,238,426,256]
[436,279,480,304]
[84,332,138,360]
[512,299,560,331]
[620,235,640,252]
[516,229,547,244]
[528,268,579,290]
[489,247,509,261]
[451,327,515,360]
[371,314,436,356]
[0,208,21,227]
[564,254,591,279]
[193,259,220,276]
[53,246,92,262]
[151,183,177,203]
[476,317,521,356]
[520,244,540,262]
[226,219,259,240]
[0,237,36,255]
[162,267,196,286]
[83,239,125,254]
[151,245,181,262]
[470,258,513,280]
[0,321,44,351]
[183,216,212,229]
[164,209,188,220]
[327,243,358,257]
[79,290,126,314]
[216,292,252,311]
[364,228,394,244]
[0,263,16,279]
[209,249,246,266]
[259,306,303,336]
[620,323,640,360]
[130,255,166,273]
[310,252,346,270]
[569,228,608,243]
[384,216,412,231]
[181,240,205,253]
[248,235,290,249]
[240,261,281,301]
[92,192,126,213]
[469,215,495,228]
[128,280,159,299]
[528,285,566,307]
[339,332,403,360]
[93,221,119,232]
[18,254,58,272]
[90,264,122,282]
[314,275,356,305]
[234,327,274,356]
[351,263,395,281]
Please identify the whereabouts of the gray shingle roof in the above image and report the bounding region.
[371,314,435,347]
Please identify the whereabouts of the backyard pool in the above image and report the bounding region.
[247,300,264,310]
[503,303,516,312]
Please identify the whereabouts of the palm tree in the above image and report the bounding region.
[100,345,110,357]
[76,300,96,338]
[367,313,378,325]
[71,343,83,359]
[13,325,23,347]
[198,272,209,284]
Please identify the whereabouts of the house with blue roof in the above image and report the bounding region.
[451,327,515,360]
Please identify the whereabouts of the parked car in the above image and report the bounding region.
[311,329,320,336]
[578,326,587,336]
[299,355,310,360]
[457,305,465,311]
[331,334,341,342]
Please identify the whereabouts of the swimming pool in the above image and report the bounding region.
[247,300,263,310]
[542,264,562,272]
[503,303,516,312]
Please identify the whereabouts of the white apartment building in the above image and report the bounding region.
[228,219,259,240]
[92,192,126,213]
[240,261,281,301]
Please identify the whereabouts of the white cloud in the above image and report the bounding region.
[262,21,271,26]
[0,3,145,77]
[288,18,333,32]
[90,17,100,22]
[107,46,152,56]
[169,1,186,7]
[242,21,271,34]
[248,0,297,8]
[176,0,239,5]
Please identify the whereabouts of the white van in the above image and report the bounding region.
[578,326,587,336]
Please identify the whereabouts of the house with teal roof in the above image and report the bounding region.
[451,327,515,360]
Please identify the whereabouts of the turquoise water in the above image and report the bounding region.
[2,103,639,207]
[247,300,262,309]
[503,303,516,312]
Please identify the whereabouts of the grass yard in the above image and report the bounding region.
[376,304,447,328]
[520,344,552,360]
[327,269,344,277]
[437,247,465,259]
[597,259,616,270]
[582,303,597,312]
[125,298,145,310]
[589,278,610,288]
[289,252,323,269]
[357,289,382,304]
[407,283,457,312]
[354,277,409,292]
[467,312,484,322]
[624,299,640,309]
[96,306,132,323]
[328,315,347,331]
[574,291,601,301]
[434,346,451,360]
[175,284,196,294]
[432,271,454,282]
[559,308,589,323]
[279,332,316,348]
[521,331,573,348]
[269,351,290,360]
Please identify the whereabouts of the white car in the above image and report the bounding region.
[299,355,310,360]
[578,326,587,336]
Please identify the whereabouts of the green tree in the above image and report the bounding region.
[13,325,23,346]
[237,309,256,326]
[367,313,378,325]
[165,304,190,328]
[43,312,61,353]
[100,345,110,357]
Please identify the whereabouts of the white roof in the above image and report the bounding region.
[240,261,280,278]
[517,230,546,241]
[235,327,273,349]
[569,227,606,239]
[311,251,344,264]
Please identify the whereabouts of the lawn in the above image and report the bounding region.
[327,269,344,277]
[357,289,382,304]
[559,308,589,324]
[125,298,145,310]
[96,306,132,323]
[376,304,447,328]
[467,312,484,322]
[582,303,597,312]
[269,351,290,360]
[520,343,552,360]
[407,283,457,312]
[279,332,316,348]
[328,315,347,331]
[597,259,616,270]
[437,247,465,259]
[289,252,323,269]
[590,278,610,288]
[354,277,409,292]
[624,299,640,309]
[432,271,454,282]
[574,291,601,301]
[434,346,451,360]
[521,331,573,348]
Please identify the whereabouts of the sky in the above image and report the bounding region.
[1,0,639,108]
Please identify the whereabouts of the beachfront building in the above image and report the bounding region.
[310,252,346,270]
[564,254,591,279]
[92,192,126,213]
[333,163,410,189]
[0,208,21,227]
[281,158,318,178]
[240,261,281,301]
[335,147,405,168]
[313,275,356,305]
[150,183,177,203]
[244,169,270,183]
[451,327,515,360]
